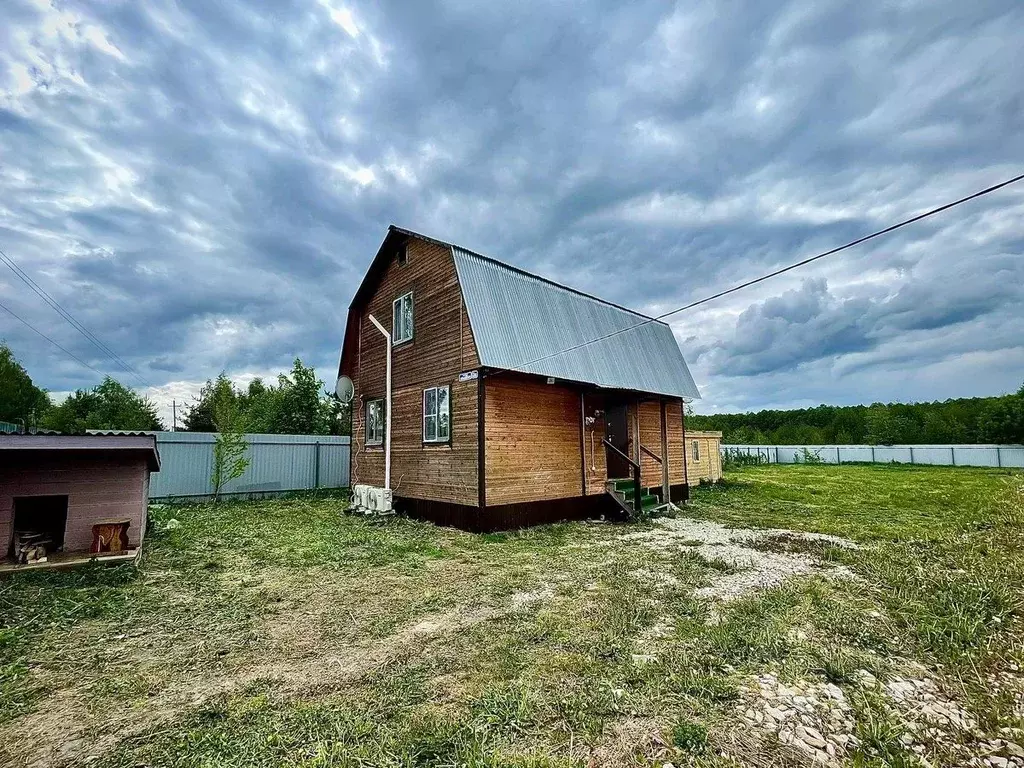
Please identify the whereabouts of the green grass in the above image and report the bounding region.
[1,466,1022,767]
[688,463,1012,541]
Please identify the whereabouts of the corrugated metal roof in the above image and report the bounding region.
[452,247,701,399]
[0,434,161,470]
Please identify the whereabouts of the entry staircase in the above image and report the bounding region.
[606,478,661,517]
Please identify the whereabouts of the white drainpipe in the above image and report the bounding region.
[367,314,392,490]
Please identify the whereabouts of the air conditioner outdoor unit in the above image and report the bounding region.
[367,486,393,513]
[351,484,369,510]
[350,484,392,515]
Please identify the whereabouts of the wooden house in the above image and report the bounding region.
[338,226,720,531]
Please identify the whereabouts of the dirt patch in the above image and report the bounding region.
[585,716,666,767]
[617,517,856,601]
[2,597,506,768]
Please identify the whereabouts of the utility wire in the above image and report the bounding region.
[0,299,109,377]
[0,247,150,387]
[505,171,1024,373]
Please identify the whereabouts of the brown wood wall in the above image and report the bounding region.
[638,400,662,488]
[351,237,481,506]
[581,393,607,495]
[484,375,584,506]
[665,400,686,484]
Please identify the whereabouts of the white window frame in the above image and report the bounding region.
[692,440,700,462]
[365,398,384,446]
[422,385,450,444]
[392,292,413,345]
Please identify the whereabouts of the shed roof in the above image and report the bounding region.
[0,434,161,471]
[340,225,701,400]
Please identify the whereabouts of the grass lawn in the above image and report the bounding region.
[1,465,1022,768]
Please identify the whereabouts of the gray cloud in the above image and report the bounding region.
[1,0,1022,422]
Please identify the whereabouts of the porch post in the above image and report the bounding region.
[681,403,689,495]
[660,399,670,504]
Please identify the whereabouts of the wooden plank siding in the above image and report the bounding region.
[638,400,663,488]
[665,400,686,485]
[484,376,584,506]
[581,393,607,495]
[686,431,723,483]
[350,237,481,506]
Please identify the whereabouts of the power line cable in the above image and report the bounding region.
[0,299,109,377]
[0,247,151,387]
[504,171,1024,374]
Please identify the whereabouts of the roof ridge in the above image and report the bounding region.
[390,224,667,325]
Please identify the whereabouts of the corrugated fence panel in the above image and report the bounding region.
[148,433,351,499]
[722,444,1024,468]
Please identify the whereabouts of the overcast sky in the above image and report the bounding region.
[1,0,1022,423]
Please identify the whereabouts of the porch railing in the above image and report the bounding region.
[602,438,643,515]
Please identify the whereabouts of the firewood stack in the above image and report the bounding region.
[12,531,51,564]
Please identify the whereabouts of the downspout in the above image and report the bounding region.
[367,314,392,490]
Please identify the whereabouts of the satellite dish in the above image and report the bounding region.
[334,375,355,404]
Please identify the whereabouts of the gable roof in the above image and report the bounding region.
[340,226,701,400]
[452,247,700,400]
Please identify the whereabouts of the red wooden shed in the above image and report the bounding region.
[0,434,160,570]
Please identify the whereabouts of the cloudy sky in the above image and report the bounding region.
[1,0,1022,423]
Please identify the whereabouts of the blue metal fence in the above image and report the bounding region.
[147,432,350,499]
[722,444,1024,468]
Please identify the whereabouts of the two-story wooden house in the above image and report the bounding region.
[338,226,721,531]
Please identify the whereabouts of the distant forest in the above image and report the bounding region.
[688,384,1024,445]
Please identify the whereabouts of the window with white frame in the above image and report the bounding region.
[365,399,384,446]
[392,292,413,345]
[692,440,700,462]
[423,385,450,443]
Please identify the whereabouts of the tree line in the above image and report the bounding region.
[0,342,349,435]
[688,385,1024,445]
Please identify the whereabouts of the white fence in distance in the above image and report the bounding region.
[721,444,1024,468]
[148,432,351,499]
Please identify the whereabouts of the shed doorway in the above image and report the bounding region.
[9,495,68,563]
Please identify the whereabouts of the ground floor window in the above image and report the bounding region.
[423,385,450,443]
[366,398,384,446]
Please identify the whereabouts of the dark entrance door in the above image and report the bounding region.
[605,404,630,478]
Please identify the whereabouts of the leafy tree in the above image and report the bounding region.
[184,359,346,436]
[0,342,50,426]
[181,377,223,432]
[41,377,163,433]
[273,359,336,435]
[210,374,249,501]
[978,384,1024,444]
[689,389,1020,445]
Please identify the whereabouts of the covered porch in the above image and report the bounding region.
[581,390,692,517]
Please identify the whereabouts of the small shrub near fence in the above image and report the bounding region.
[147,432,351,500]
[722,448,766,469]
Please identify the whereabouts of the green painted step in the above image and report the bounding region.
[620,491,660,509]
[611,478,636,492]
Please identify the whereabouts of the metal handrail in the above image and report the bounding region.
[602,438,643,515]
[639,444,662,463]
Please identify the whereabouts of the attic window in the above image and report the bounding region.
[393,292,413,345]
[397,245,408,266]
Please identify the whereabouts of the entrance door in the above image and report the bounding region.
[605,404,630,478]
